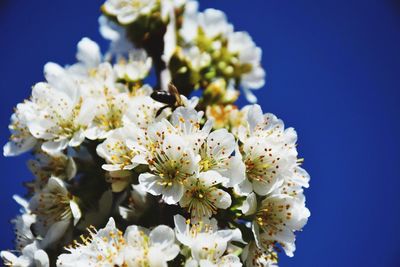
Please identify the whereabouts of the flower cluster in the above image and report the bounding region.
[1,0,310,266]
[102,0,264,102]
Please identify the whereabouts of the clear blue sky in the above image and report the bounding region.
[1,0,400,266]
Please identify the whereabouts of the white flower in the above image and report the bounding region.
[29,177,81,247]
[236,105,300,196]
[57,217,127,266]
[123,224,180,266]
[278,166,310,201]
[242,241,278,267]
[3,102,37,157]
[247,192,310,257]
[160,0,186,21]
[57,217,179,267]
[75,37,102,70]
[179,0,199,43]
[174,215,240,266]
[1,241,49,267]
[199,128,245,187]
[27,151,76,191]
[180,5,233,43]
[181,47,211,71]
[10,196,37,251]
[85,84,162,140]
[227,32,265,103]
[122,91,165,128]
[99,15,134,58]
[12,214,36,251]
[26,64,95,154]
[238,105,289,142]
[119,184,150,221]
[162,0,177,69]
[114,49,152,82]
[85,91,130,140]
[236,136,291,196]
[96,123,147,172]
[198,9,233,39]
[139,133,199,204]
[180,170,231,221]
[75,61,123,98]
[168,107,213,152]
[103,0,158,25]
[186,255,241,267]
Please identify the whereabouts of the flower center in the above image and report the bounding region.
[149,154,192,186]
[245,155,270,182]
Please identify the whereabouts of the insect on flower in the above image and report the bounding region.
[151,83,185,116]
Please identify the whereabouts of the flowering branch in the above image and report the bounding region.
[1,1,310,267]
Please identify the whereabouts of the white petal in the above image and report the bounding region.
[41,220,70,248]
[247,104,263,131]
[213,189,231,209]
[150,225,175,247]
[3,137,36,157]
[69,201,82,226]
[173,214,191,246]
[41,140,68,155]
[76,37,101,67]
[34,250,49,267]
[162,183,184,204]
[221,154,246,188]
[243,87,258,103]
[68,131,85,147]
[139,173,163,196]
[234,179,253,196]
[0,251,18,264]
[239,192,257,216]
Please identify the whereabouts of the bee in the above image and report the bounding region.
[151,83,184,116]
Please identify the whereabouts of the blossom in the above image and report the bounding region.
[3,102,37,157]
[179,47,212,72]
[2,1,311,265]
[174,214,241,266]
[119,184,150,221]
[246,192,310,257]
[236,135,291,196]
[85,84,162,140]
[242,241,278,267]
[168,107,213,152]
[176,3,265,102]
[85,90,129,140]
[180,171,231,221]
[29,177,81,247]
[123,224,180,266]
[99,15,134,58]
[57,217,127,266]
[139,133,199,204]
[236,105,300,196]
[227,32,265,103]
[114,49,152,82]
[205,104,246,135]
[1,241,49,267]
[27,151,76,191]
[199,128,245,187]
[197,9,233,39]
[103,0,158,25]
[57,217,179,267]
[121,87,165,128]
[180,5,233,43]
[75,37,102,71]
[9,196,37,251]
[25,64,95,154]
[96,123,147,172]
